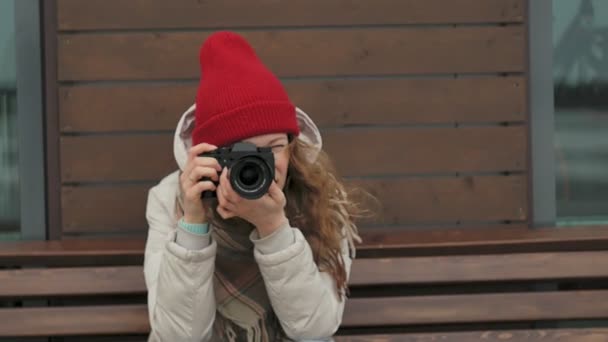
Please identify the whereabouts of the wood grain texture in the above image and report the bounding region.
[6,226,608,264]
[0,266,144,298]
[0,304,608,342]
[61,185,149,233]
[4,251,605,298]
[59,77,526,132]
[342,290,608,327]
[348,251,608,286]
[58,27,525,80]
[355,175,528,225]
[335,329,608,342]
[61,175,527,233]
[0,305,150,337]
[57,0,524,30]
[60,127,526,182]
[356,225,608,256]
[0,239,145,266]
[60,134,174,183]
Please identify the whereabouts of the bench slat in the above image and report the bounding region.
[359,226,608,257]
[335,329,608,341]
[2,292,608,337]
[343,290,608,327]
[0,239,144,266]
[0,305,149,337]
[0,266,144,298]
[2,226,608,265]
[349,251,608,286]
[2,250,608,298]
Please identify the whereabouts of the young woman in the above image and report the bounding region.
[144,31,365,342]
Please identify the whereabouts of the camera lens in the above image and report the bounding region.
[239,164,260,186]
[230,157,273,199]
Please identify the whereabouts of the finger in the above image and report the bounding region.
[188,143,218,161]
[267,181,281,199]
[182,144,218,183]
[219,167,229,186]
[217,205,236,219]
[180,163,195,185]
[269,182,283,202]
[185,181,216,201]
[193,157,222,172]
[220,167,240,202]
[268,181,286,207]
[218,183,233,204]
[218,168,231,196]
[217,185,236,209]
[189,166,219,183]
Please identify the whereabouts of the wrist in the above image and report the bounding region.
[178,217,210,235]
[255,214,288,238]
[183,214,206,225]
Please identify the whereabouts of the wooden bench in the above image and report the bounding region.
[2,227,608,340]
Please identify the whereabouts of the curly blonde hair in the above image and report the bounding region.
[283,138,369,296]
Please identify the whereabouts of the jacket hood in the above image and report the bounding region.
[173,104,322,171]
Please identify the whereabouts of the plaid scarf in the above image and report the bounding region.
[211,224,289,342]
[175,187,287,341]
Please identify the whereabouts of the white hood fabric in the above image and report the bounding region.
[144,105,350,341]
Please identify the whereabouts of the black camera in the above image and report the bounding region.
[199,142,275,200]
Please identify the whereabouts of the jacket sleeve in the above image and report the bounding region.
[252,224,353,340]
[144,183,217,342]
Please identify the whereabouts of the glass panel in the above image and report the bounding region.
[0,0,20,238]
[553,0,608,225]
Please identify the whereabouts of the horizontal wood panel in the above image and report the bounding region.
[62,185,150,233]
[58,27,525,81]
[324,126,527,176]
[0,300,608,341]
[4,290,606,336]
[4,250,605,297]
[0,266,144,298]
[60,127,526,182]
[343,290,608,327]
[6,226,608,263]
[357,225,608,257]
[355,175,527,225]
[61,175,527,233]
[59,77,526,132]
[335,330,608,342]
[0,305,150,337]
[7,226,608,264]
[60,135,174,183]
[349,251,608,286]
[0,224,608,266]
[0,239,145,266]
[58,0,524,30]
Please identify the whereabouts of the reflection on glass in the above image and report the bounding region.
[0,0,20,235]
[553,0,608,224]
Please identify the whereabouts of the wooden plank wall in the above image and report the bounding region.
[52,0,528,238]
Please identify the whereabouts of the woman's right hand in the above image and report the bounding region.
[179,143,222,224]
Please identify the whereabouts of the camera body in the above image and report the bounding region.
[200,142,275,200]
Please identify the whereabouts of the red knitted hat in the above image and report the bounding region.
[192,31,299,147]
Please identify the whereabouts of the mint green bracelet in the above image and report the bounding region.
[178,218,209,235]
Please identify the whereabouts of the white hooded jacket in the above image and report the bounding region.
[144,105,354,341]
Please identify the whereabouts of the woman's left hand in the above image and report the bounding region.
[217,167,288,237]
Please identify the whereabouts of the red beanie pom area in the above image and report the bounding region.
[192,31,300,148]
